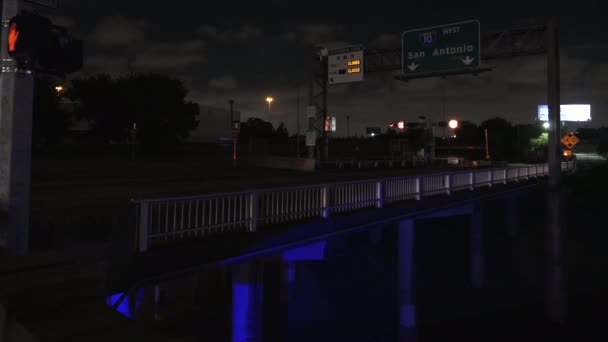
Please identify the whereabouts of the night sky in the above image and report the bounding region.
[47,0,606,136]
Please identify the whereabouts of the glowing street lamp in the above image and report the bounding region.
[448,119,458,129]
[266,96,274,111]
[55,85,64,93]
[543,122,550,129]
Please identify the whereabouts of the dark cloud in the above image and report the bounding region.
[198,24,264,42]
[54,0,607,134]
[208,75,239,90]
[90,15,148,48]
[296,23,344,45]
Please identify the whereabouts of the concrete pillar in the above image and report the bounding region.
[153,285,162,320]
[398,219,416,342]
[232,261,264,342]
[470,202,485,289]
[281,262,296,306]
[507,198,518,238]
[0,303,6,341]
[0,0,35,256]
[280,261,296,338]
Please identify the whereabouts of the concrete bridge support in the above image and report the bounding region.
[231,240,327,342]
[232,261,264,342]
[507,198,518,239]
[398,219,416,342]
[470,202,485,290]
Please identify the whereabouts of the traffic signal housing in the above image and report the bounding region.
[8,12,51,58]
[7,12,83,75]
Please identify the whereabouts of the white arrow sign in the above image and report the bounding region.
[461,56,475,66]
[407,63,419,71]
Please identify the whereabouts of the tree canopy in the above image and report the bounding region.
[238,117,290,144]
[68,73,199,149]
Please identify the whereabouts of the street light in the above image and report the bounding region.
[543,122,550,129]
[54,85,64,93]
[266,96,274,111]
[448,119,458,129]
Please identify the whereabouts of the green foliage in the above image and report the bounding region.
[68,73,199,149]
[529,132,549,149]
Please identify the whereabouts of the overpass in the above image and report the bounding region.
[0,162,575,342]
[132,163,572,253]
[106,162,574,341]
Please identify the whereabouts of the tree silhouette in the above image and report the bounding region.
[68,73,199,149]
[480,117,517,161]
[238,117,275,143]
[273,122,289,144]
[453,121,483,146]
[32,77,72,149]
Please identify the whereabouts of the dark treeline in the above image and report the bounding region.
[33,74,608,162]
[33,73,199,154]
[237,116,608,163]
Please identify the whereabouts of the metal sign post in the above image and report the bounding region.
[546,17,566,323]
[0,0,35,255]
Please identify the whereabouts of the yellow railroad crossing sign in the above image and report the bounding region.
[561,133,580,149]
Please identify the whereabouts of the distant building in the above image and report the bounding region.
[188,105,240,144]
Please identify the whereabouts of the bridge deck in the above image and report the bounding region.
[108,179,545,294]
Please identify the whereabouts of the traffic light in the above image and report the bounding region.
[8,12,51,57]
[7,12,83,75]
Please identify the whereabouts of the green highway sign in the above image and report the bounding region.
[402,20,480,75]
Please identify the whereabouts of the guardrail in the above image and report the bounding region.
[132,162,574,252]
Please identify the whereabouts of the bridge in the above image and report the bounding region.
[0,162,576,341]
[109,162,573,341]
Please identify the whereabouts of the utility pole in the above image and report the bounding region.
[0,0,35,255]
[130,122,137,161]
[229,99,237,164]
[485,129,490,160]
[545,17,566,324]
[229,99,234,126]
[307,76,314,159]
[321,56,329,161]
[346,115,350,138]
[296,87,300,158]
[442,82,446,139]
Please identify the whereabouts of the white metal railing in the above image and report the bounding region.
[132,162,575,252]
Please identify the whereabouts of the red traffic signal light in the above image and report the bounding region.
[7,13,51,57]
[7,12,83,75]
[8,22,19,54]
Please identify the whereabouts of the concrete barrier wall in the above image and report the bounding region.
[249,157,316,172]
